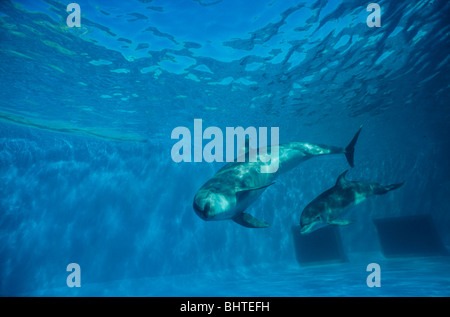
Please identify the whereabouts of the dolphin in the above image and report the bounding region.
[299,170,404,234]
[193,127,362,228]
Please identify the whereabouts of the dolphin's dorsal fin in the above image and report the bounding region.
[233,213,270,228]
[336,170,349,187]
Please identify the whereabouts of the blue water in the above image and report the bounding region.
[1,0,449,297]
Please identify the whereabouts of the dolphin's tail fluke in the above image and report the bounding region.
[375,182,405,195]
[344,125,362,168]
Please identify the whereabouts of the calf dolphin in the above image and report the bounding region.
[299,170,404,234]
[193,127,362,228]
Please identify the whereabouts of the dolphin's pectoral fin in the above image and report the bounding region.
[233,213,270,228]
[327,219,353,226]
[374,182,405,195]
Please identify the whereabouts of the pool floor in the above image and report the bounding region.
[18,252,450,297]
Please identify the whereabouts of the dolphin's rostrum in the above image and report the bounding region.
[299,170,404,234]
[193,127,363,228]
